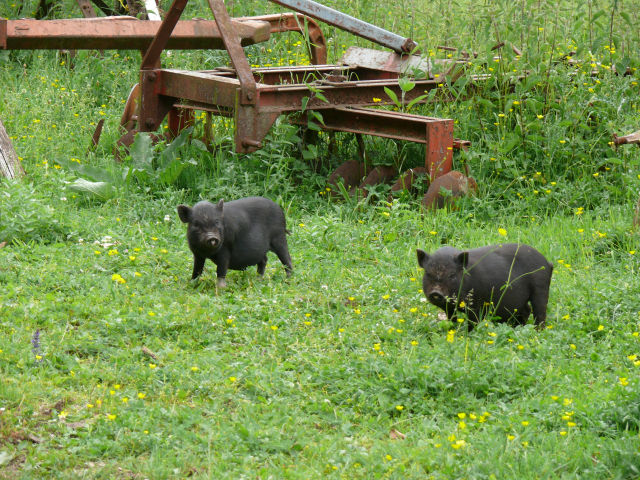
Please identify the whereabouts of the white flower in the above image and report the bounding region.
[78,239,84,244]
[60,197,67,201]
[164,215,171,222]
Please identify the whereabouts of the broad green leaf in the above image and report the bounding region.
[159,127,193,169]
[406,94,429,112]
[130,168,150,185]
[377,392,390,409]
[604,158,623,165]
[477,98,496,108]
[523,75,542,93]
[526,134,545,142]
[384,87,401,108]
[191,139,208,151]
[615,57,630,75]
[620,12,634,27]
[311,111,325,126]
[0,451,14,466]
[68,179,116,200]
[400,81,416,92]
[590,10,606,24]
[591,37,605,54]
[315,92,328,103]
[499,137,520,153]
[301,96,310,112]
[55,158,117,184]
[306,120,321,132]
[130,132,154,173]
[156,158,188,185]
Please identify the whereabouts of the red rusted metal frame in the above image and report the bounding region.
[2,18,271,50]
[168,106,195,139]
[128,0,462,169]
[207,0,261,149]
[293,107,453,178]
[0,19,6,50]
[208,0,256,105]
[158,69,445,113]
[154,68,456,160]
[76,0,98,18]
[137,0,190,135]
[613,130,640,146]
[239,13,327,65]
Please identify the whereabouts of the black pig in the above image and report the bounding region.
[417,243,553,328]
[177,197,293,288]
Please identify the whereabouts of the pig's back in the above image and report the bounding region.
[224,197,287,232]
[467,243,552,281]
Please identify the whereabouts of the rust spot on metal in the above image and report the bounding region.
[355,165,398,197]
[613,130,640,146]
[422,171,474,211]
[328,160,370,194]
[388,167,429,201]
[90,119,104,149]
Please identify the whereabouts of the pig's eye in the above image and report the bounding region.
[449,273,457,280]
[214,220,219,226]
[192,221,200,228]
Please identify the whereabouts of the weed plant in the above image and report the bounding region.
[1,0,640,478]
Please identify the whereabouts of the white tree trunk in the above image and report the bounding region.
[0,118,24,179]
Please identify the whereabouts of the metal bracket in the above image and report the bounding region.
[269,0,418,54]
[0,19,6,50]
[209,0,257,106]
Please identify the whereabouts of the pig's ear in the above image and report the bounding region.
[176,205,193,224]
[416,249,430,269]
[455,251,469,268]
[216,199,224,212]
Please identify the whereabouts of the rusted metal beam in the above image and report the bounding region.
[208,0,256,106]
[0,19,6,50]
[613,130,640,146]
[76,0,98,18]
[269,0,418,53]
[293,106,453,176]
[142,0,187,69]
[157,68,446,113]
[239,13,327,65]
[294,106,448,143]
[3,17,271,51]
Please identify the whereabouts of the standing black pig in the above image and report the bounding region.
[177,197,293,288]
[416,243,553,328]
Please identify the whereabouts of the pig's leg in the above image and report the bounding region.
[192,255,206,280]
[530,288,550,329]
[515,304,532,326]
[257,255,268,277]
[215,250,230,288]
[272,237,293,277]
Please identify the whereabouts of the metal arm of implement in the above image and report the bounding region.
[269,0,418,54]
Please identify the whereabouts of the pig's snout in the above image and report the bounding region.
[205,234,220,247]
[428,289,446,303]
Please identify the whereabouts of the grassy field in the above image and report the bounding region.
[2,0,640,478]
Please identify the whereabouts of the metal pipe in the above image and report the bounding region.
[269,0,417,53]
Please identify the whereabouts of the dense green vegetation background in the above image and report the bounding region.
[1,0,640,478]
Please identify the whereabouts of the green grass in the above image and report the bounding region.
[2,0,640,478]
[1,198,640,478]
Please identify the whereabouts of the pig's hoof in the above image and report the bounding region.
[217,278,227,289]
